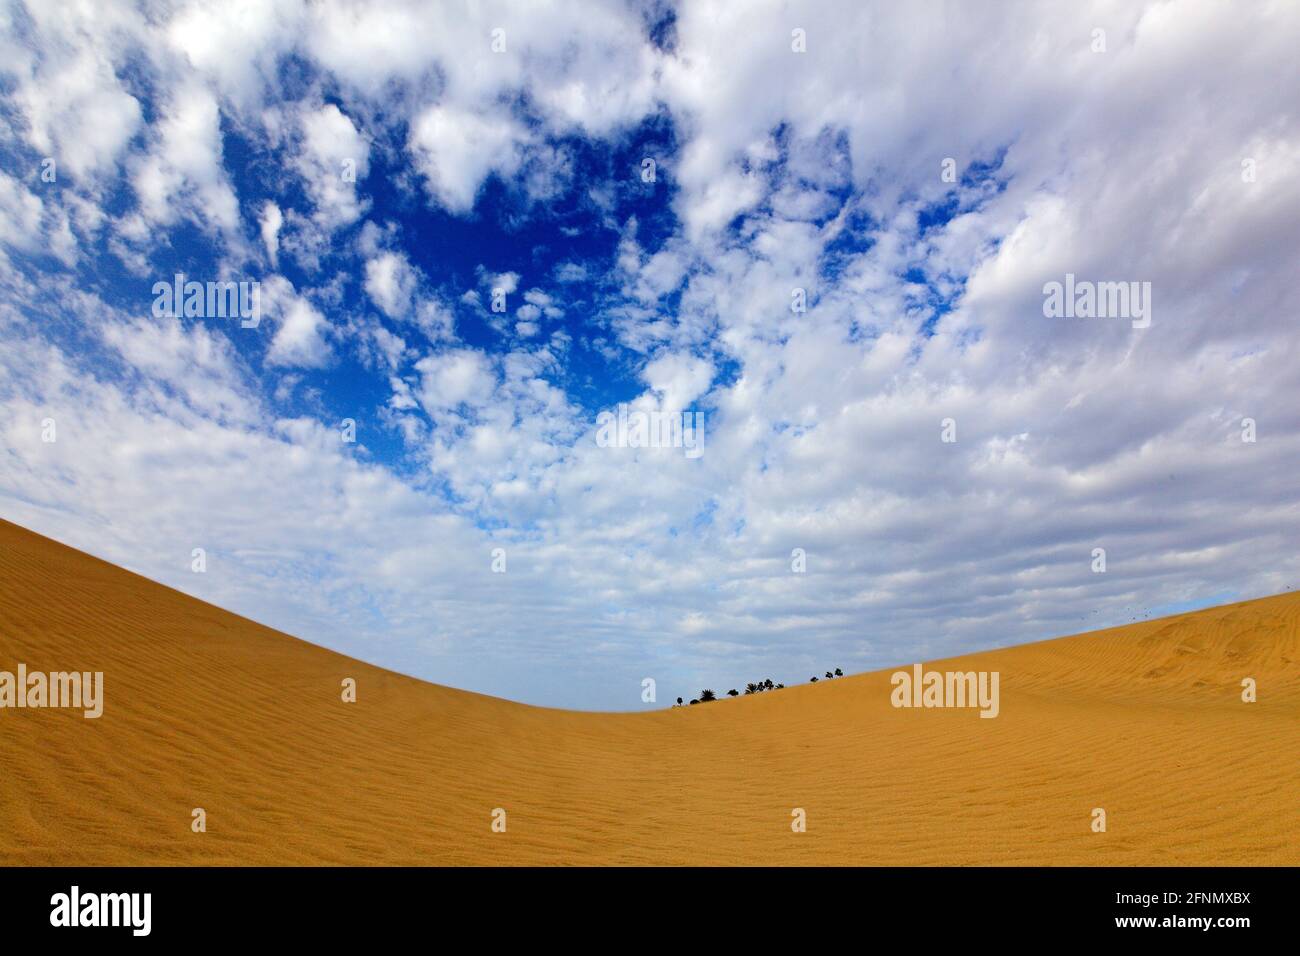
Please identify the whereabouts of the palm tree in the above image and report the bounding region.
[776,683,785,689]
[825,671,834,679]
[810,676,819,682]
[834,668,843,677]
[699,689,717,702]
[745,682,758,695]
[727,688,739,697]
[764,678,774,690]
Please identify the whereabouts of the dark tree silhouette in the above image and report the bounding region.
[727,688,739,697]
[776,683,785,689]
[689,699,699,705]
[825,671,834,679]
[810,676,819,682]
[699,689,717,702]
[676,697,683,706]
[745,682,759,695]
[834,668,843,677]
[764,678,774,690]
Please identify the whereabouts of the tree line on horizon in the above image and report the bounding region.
[676,668,844,706]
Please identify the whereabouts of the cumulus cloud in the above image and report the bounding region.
[100,313,258,425]
[259,201,283,268]
[364,250,418,319]
[409,105,528,213]
[0,1,144,181]
[0,171,44,252]
[641,352,714,411]
[166,0,304,107]
[261,276,333,368]
[295,102,371,230]
[129,81,241,239]
[413,348,496,413]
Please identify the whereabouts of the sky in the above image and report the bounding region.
[1,0,1298,710]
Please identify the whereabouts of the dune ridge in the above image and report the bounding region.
[0,517,1295,866]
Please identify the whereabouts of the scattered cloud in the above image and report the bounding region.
[1,0,1298,709]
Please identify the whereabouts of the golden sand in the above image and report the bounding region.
[0,518,1295,865]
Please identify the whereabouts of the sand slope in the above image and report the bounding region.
[0,518,1295,865]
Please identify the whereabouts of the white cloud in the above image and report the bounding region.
[409,104,528,213]
[1,1,144,180]
[523,288,563,318]
[100,314,258,424]
[296,102,371,230]
[364,250,418,320]
[0,171,78,267]
[413,348,497,413]
[129,81,241,239]
[555,262,588,282]
[485,270,520,295]
[259,201,283,268]
[261,276,333,368]
[641,353,714,411]
[0,172,44,252]
[166,0,304,108]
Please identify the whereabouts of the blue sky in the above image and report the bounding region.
[1,1,1298,709]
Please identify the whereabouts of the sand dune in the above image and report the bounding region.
[0,518,1295,865]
